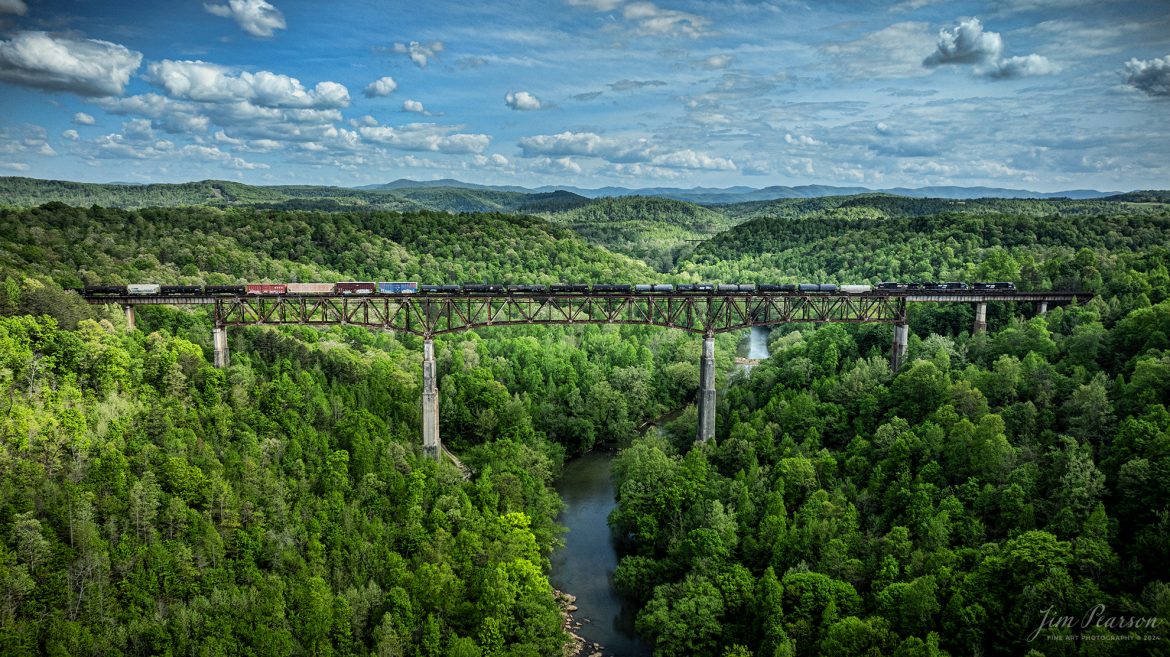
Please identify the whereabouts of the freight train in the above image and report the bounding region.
[80,281,1016,296]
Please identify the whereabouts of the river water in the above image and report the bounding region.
[550,451,652,657]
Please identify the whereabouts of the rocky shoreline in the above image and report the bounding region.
[555,589,609,657]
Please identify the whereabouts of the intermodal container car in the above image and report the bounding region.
[378,282,418,294]
[287,283,335,294]
[335,282,376,295]
[127,284,161,295]
[246,284,287,295]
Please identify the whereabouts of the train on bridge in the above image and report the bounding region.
[81,281,1017,297]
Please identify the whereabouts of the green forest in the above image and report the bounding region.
[0,188,1168,656]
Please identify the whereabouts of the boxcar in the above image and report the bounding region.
[378,282,418,294]
[246,284,287,295]
[127,284,161,295]
[287,283,335,294]
[335,282,375,295]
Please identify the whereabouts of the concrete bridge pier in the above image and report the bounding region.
[124,305,135,330]
[213,324,229,368]
[974,301,988,333]
[696,332,716,442]
[1037,301,1048,315]
[422,337,441,462]
[891,322,909,371]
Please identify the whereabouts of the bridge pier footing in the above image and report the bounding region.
[696,333,716,442]
[422,338,441,462]
[213,325,229,368]
[974,301,988,333]
[891,322,909,371]
[124,305,135,330]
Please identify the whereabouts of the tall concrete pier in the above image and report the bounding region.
[124,305,135,330]
[696,333,716,442]
[213,325,229,368]
[973,301,988,333]
[421,338,441,461]
[891,322,909,371]
[1037,301,1048,314]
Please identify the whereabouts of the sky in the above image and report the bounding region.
[0,0,1168,191]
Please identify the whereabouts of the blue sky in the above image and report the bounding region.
[0,0,1167,191]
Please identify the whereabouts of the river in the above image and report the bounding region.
[550,450,652,657]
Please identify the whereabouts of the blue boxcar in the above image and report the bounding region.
[378,281,418,294]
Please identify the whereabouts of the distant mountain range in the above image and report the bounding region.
[357,178,1124,203]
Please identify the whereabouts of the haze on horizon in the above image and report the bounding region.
[0,0,1167,192]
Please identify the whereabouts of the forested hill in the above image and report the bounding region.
[0,202,715,654]
[543,196,744,273]
[675,195,1170,289]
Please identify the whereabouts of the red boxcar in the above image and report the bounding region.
[335,282,376,295]
[246,284,287,295]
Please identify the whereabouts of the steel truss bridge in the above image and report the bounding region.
[84,288,1092,462]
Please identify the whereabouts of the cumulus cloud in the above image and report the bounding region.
[923,18,1058,80]
[518,130,733,171]
[0,0,28,15]
[1125,55,1170,97]
[0,31,143,96]
[73,112,96,125]
[147,60,350,109]
[363,76,398,98]
[532,156,583,174]
[785,133,822,146]
[924,17,1003,66]
[504,90,542,110]
[473,153,510,168]
[62,129,79,140]
[203,0,286,38]
[988,54,1059,79]
[392,41,443,68]
[402,99,426,113]
[95,93,211,134]
[359,123,490,154]
[0,124,55,159]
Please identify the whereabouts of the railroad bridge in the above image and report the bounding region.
[85,288,1091,462]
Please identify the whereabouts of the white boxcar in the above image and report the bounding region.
[286,283,335,294]
[127,284,161,295]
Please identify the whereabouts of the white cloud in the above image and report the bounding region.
[532,156,583,174]
[825,22,934,79]
[599,162,683,180]
[359,123,490,154]
[392,41,443,68]
[702,54,734,70]
[518,130,734,171]
[62,129,80,140]
[566,0,622,10]
[95,93,211,134]
[0,124,54,158]
[621,2,710,37]
[988,54,1059,79]
[73,112,96,125]
[0,162,30,171]
[147,60,350,109]
[1125,55,1170,97]
[0,31,143,96]
[363,76,398,98]
[923,17,1003,66]
[785,132,822,146]
[0,0,28,16]
[402,99,426,113]
[473,153,510,168]
[504,90,542,110]
[203,0,286,38]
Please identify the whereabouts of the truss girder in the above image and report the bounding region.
[212,293,910,336]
